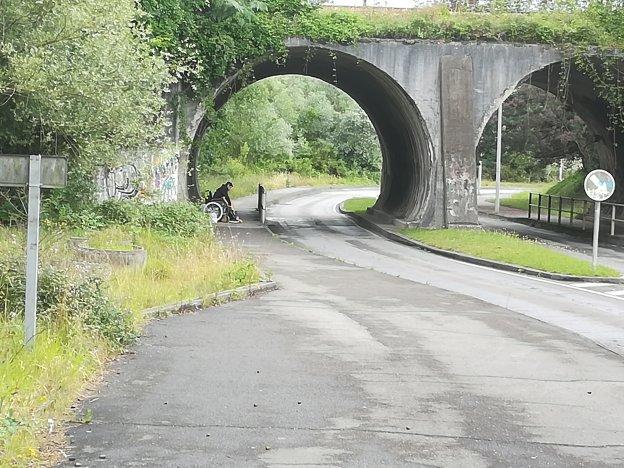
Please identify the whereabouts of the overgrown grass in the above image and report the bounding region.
[200,171,378,200]
[103,228,260,317]
[87,227,134,251]
[1,213,261,464]
[342,197,376,214]
[400,227,619,277]
[300,5,624,48]
[0,319,110,466]
[499,171,587,212]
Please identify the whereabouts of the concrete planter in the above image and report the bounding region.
[70,237,147,268]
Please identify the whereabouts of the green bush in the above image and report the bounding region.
[138,202,213,237]
[0,259,136,347]
[43,199,214,237]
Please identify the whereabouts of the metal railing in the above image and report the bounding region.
[528,192,624,236]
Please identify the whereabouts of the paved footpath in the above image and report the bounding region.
[64,213,624,466]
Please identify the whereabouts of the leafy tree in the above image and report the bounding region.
[0,0,169,165]
[199,76,382,179]
[0,0,170,218]
[478,84,597,181]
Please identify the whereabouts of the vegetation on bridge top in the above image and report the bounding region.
[294,5,624,47]
[140,0,624,90]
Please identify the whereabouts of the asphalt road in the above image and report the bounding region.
[63,187,624,467]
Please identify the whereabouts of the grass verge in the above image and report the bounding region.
[342,197,376,214]
[497,172,587,212]
[480,180,554,191]
[1,217,260,465]
[101,228,260,318]
[0,321,109,465]
[200,171,378,200]
[341,197,619,277]
[399,228,619,277]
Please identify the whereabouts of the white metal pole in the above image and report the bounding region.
[24,155,42,347]
[592,201,601,269]
[558,159,564,181]
[495,105,503,214]
[477,161,483,194]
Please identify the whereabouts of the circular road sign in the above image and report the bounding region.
[584,169,616,202]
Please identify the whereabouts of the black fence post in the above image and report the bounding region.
[547,195,552,223]
[528,193,533,219]
[537,194,542,221]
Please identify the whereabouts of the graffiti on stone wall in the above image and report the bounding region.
[152,156,178,202]
[95,151,179,202]
[104,164,141,199]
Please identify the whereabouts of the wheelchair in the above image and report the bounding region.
[201,191,227,223]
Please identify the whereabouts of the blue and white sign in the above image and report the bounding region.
[584,169,616,202]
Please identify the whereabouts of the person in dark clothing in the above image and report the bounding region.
[212,181,241,222]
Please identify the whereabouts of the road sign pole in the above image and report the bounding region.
[592,201,600,269]
[24,155,42,347]
[495,105,503,214]
[477,161,483,194]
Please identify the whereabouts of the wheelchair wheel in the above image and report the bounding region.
[203,201,225,223]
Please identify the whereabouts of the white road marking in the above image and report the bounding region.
[607,290,624,296]
[575,282,617,288]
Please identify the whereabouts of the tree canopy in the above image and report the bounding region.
[0,0,170,167]
[199,76,382,180]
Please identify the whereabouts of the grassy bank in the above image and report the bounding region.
[0,202,260,465]
[342,197,376,214]
[200,171,378,200]
[341,197,619,277]
[498,172,586,212]
[400,228,619,277]
[94,227,259,317]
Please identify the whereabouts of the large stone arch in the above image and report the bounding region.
[477,58,624,204]
[177,38,603,227]
[185,45,435,225]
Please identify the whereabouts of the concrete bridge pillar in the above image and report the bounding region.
[440,55,478,226]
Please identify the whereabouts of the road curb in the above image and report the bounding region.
[339,204,624,284]
[141,280,279,319]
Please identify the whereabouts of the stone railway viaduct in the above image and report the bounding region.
[175,38,622,227]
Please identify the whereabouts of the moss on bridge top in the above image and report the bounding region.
[289,5,624,48]
[142,1,624,91]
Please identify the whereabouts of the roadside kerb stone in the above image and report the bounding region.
[339,204,624,284]
[141,280,279,319]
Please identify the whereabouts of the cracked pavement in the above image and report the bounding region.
[63,188,624,467]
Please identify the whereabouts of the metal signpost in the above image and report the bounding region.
[494,105,503,214]
[584,169,616,268]
[0,154,67,346]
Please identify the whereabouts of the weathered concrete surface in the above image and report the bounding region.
[176,40,624,225]
[63,189,624,466]
[182,39,570,227]
[440,55,478,225]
